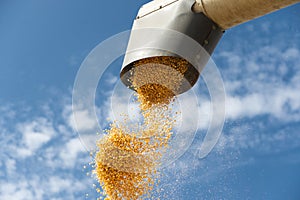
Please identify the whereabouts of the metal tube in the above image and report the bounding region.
[193,0,300,29]
[120,0,224,94]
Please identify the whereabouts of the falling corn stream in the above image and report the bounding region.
[93,57,189,200]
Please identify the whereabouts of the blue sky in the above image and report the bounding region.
[0,1,300,199]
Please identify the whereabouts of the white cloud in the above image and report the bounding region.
[0,175,90,200]
[0,102,93,200]
[177,92,211,131]
[0,104,16,119]
[226,93,268,119]
[5,158,16,176]
[15,118,55,158]
[59,138,86,168]
[0,182,34,200]
[216,45,300,122]
[65,105,98,133]
[283,47,300,60]
[217,123,300,155]
[63,103,105,152]
[47,176,85,194]
[224,79,300,121]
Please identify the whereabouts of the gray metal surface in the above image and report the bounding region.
[120,0,223,94]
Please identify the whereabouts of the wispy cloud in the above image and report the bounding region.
[59,138,86,168]
[215,45,300,121]
[14,118,56,158]
[67,107,98,133]
[0,102,93,200]
[0,175,90,200]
